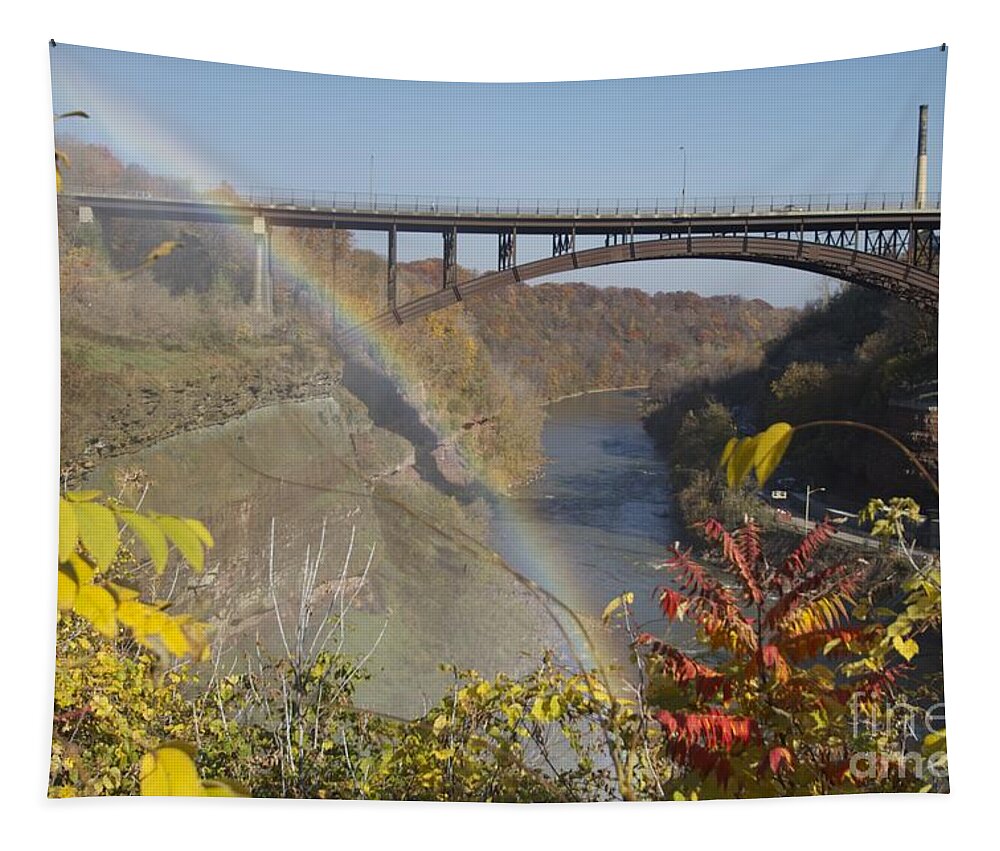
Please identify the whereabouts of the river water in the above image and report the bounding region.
[491,390,685,672]
[87,377,689,716]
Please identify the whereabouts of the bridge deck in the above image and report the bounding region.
[62,191,941,235]
[61,188,941,327]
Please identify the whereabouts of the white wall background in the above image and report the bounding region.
[1,3,992,849]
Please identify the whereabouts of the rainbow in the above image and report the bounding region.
[53,54,635,676]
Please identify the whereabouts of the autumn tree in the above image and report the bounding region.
[636,516,945,797]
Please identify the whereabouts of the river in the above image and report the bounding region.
[491,390,686,672]
[87,371,691,717]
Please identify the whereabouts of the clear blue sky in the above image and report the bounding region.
[50,43,946,306]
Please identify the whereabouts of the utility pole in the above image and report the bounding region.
[805,485,826,524]
[679,146,687,213]
[369,153,375,210]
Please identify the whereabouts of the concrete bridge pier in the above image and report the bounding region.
[387,224,398,309]
[253,216,273,316]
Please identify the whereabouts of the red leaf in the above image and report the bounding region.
[660,545,757,649]
[768,746,794,774]
[780,520,837,578]
[702,518,764,604]
[658,588,687,621]
[655,709,758,753]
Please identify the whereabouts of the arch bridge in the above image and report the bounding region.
[61,189,940,341]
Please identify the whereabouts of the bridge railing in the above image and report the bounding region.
[65,184,942,218]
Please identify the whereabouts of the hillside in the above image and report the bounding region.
[57,138,801,490]
[645,284,939,520]
[467,282,796,400]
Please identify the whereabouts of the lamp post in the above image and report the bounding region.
[369,153,375,210]
[805,485,826,523]
[679,146,687,213]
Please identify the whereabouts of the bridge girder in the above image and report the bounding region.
[342,234,938,344]
[59,193,940,340]
[63,192,939,237]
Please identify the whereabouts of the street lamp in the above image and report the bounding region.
[805,485,826,524]
[679,146,687,213]
[369,153,375,209]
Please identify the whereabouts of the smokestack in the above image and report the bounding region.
[915,104,928,209]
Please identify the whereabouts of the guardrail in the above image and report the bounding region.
[64,185,942,218]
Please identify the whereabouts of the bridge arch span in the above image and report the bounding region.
[343,235,938,341]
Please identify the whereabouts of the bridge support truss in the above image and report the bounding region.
[604,231,633,247]
[552,230,575,257]
[443,227,458,289]
[345,218,940,341]
[798,222,938,277]
[499,230,517,271]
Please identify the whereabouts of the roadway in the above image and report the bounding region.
[60,188,941,237]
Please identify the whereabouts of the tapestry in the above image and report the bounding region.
[49,42,946,800]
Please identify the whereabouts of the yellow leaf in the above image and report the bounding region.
[719,436,738,470]
[66,553,95,585]
[549,694,562,718]
[601,592,634,624]
[144,610,186,657]
[119,510,169,573]
[63,490,102,502]
[201,779,250,797]
[727,436,757,488]
[893,635,920,662]
[182,517,215,549]
[139,743,206,797]
[73,502,120,571]
[57,565,78,611]
[115,599,150,635]
[116,600,209,661]
[184,623,212,662]
[143,240,184,264]
[154,515,206,572]
[74,584,118,638]
[530,697,548,722]
[106,582,141,603]
[58,498,79,563]
[752,422,794,487]
[922,729,947,757]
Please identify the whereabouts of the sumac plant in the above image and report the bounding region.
[637,516,936,798]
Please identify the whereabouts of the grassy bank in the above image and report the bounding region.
[60,279,341,484]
